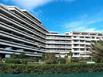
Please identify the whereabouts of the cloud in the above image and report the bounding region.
[1,0,53,10]
[65,20,103,32]
[2,0,76,10]
[64,14,103,32]
[67,25,103,32]
[1,0,76,19]
[12,0,52,10]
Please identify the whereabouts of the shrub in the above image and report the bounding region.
[43,53,58,64]
[58,58,66,64]
[4,59,21,64]
[0,63,103,74]
[4,59,28,64]
[20,59,28,64]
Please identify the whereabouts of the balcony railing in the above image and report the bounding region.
[0,20,45,44]
[46,46,71,49]
[0,48,42,57]
[0,8,46,39]
[0,40,41,52]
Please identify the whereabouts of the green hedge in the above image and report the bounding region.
[0,63,103,74]
[4,59,28,64]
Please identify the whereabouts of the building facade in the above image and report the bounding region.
[66,32,103,58]
[0,5,48,58]
[46,32,71,57]
[46,32,103,58]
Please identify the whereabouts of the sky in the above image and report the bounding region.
[1,0,103,34]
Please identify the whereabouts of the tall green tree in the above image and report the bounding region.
[91,40,103,63]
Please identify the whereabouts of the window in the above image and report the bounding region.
[98,33,103,36]
[73,48,79,51]
[74,36,77,38]
[80,40,85,42]
[96,37,100,39]
[90,33,96,35]
[80,44,85,46]
[74,53,79,55]
[74,44,79,46]
[85,37,90,38]
[80,36,84,38]
[82,32,88,35]
[92,37,95,39]
[86,48,89,51]
[74,40,79,42]
[80,48,85,51]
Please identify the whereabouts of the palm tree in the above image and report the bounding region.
[91,40,103,63]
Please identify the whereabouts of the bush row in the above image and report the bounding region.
[0,63,103,74]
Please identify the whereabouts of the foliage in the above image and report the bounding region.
[43,53,58,64]
[58,58,66,64]
[1,63,103,73]
[4,52,29,64]
[11,53,18,59]
[11,52,26,59]
[91,40,103,63]
[4,59,21,64]
[4,59,28,64]
[42,51,73,64]
[18,52,26,59]
[65,51,73,64]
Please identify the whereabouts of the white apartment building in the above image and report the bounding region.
[0,5,48,58]
[46,32,103,58]
[46,32,71,57]
[66,32,103,58]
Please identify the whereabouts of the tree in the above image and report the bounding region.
[11,52,18,59]
[91,40,103,63]
[65,51,73,64]
[43,53,58,64]
[18,52,26,59]
[58,55,66,64]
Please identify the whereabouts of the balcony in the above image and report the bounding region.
[0,20,45,43]
[0,40,41,52]
[8,7,46,34]
[0,30,39,47]
[0,26,35,44]
[0,9,46,39]
[45,50,69,53]
[46,37,70,40]
[0,39,35,49]
[46,41,71,44]
[0,14,46,39]
[46,46,71,49]
[0,49,42,57]
[0,30,46,50]
[11,7,46,32]
[15,13,46,35]
[72,46,85,48]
